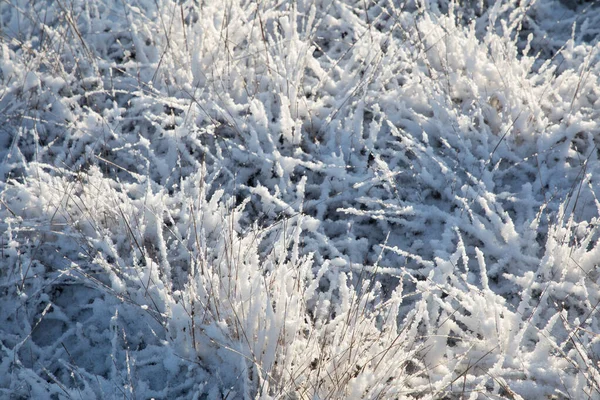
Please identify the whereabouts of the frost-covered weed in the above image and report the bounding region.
[1,0,600,398]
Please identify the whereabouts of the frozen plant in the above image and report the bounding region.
[1,0,600,398]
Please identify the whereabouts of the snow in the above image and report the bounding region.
[1,0,600,398]
[23,72,40,92]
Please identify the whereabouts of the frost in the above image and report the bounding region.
[1,0,600,398]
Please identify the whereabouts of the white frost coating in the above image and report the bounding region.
[1,0,600,399]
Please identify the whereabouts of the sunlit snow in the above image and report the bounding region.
[1,0,600,398]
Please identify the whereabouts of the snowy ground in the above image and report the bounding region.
[1,0,600,398]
